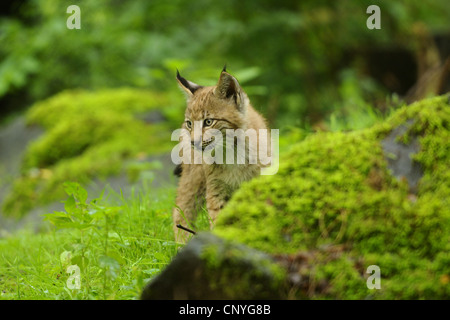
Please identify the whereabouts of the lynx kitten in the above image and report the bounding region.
[172,67,270,242]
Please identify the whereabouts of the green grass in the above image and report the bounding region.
[0,181,210,300]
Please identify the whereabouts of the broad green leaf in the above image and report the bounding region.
[77,187,88,204]
[63,182,80,196]
[64,195,77,214]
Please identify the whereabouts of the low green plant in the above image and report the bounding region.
[42,182,123,298]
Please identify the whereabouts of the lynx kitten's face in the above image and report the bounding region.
[177,69,249,153]
[183,87,246,151]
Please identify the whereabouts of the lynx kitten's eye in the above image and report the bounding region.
[204,119,213,127]
[185,120,192,129]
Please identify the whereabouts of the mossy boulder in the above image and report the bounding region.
[141,232,286,299]
[3,88,182,217]
[212,94,450,299]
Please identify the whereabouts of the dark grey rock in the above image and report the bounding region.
[381,119,423,193]
[140,232,286,300]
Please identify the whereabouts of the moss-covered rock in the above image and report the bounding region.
[141,232,286,299]
[213,94,450,299]
[3,88,182,217]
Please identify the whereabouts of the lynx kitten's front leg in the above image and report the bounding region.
[205,178,232,229]
[172,164,205,242]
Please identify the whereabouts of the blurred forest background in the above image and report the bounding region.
[1,0,449,126]
[0,0,449,219]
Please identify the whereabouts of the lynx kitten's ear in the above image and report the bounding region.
[176,70,203,98]
[214,70,244,110]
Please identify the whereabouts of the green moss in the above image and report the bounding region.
[3,88,181,217]
[25,88,173,129]
[214,94,450,299]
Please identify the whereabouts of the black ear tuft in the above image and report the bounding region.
[176,69,203,95]
[176,70,190,90]
[222,64,227,73]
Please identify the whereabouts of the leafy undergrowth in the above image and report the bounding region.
[0,182,197,300]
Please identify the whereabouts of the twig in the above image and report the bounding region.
[176,224,196,235]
